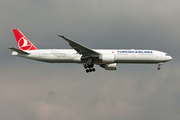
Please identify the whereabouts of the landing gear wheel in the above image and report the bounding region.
[157,63,163,70]
[84,64,95,73]
[84,64,88,69]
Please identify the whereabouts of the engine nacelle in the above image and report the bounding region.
[100,63,117,70]
[100,54,115,63]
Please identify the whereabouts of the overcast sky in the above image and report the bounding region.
[1,0,180,120]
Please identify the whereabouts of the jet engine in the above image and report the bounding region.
[100,63,117,70]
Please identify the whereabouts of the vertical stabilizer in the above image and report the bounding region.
[13,29,37,51]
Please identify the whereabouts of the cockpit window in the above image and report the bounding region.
[165,53,169,56]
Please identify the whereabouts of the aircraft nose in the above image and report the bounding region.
[169,56,172,60]
[167,56,172,61]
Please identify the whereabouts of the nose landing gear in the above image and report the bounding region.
[84,64,95,73]
[157,63,163,70]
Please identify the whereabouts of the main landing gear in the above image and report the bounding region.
[157,63,163,70]
[84,64,95,73]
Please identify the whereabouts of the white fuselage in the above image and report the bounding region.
[12,49,172,64]
[10,29,172,72]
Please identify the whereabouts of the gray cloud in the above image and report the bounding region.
[0,0,180,120]
[1,62,180,120]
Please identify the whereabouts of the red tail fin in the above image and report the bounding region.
[13,29,37,51]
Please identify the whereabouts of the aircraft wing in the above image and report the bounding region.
[58,35,101,57]
[8,47,30,55]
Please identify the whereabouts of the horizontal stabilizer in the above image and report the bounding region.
[8,47,30,55]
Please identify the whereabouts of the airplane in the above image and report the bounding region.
[8,29,172,73]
